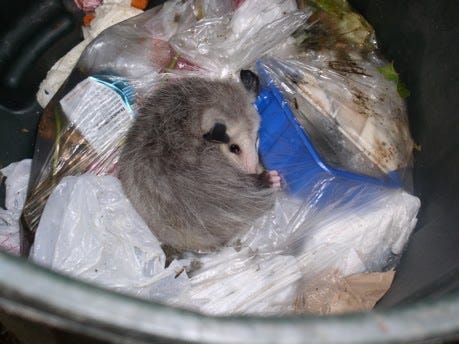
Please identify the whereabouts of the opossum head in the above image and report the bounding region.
[202,109,262,174]
[201,70,263,175]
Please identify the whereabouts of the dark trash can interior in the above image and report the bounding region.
[0,0,458,343]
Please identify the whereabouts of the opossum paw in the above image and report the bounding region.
[268,170,281,189]
[257,170,281,189]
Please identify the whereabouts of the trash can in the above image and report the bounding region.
[0,0,458,343]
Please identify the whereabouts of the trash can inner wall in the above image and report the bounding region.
[0,0,83,168]
[348,0,459,306]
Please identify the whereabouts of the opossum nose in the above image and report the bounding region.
[246,161,263,174]
[244,156,261,174]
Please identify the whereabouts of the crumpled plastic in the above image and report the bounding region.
[30,173,420,316]
[0,159,32,255]
[169,0,311,76]
[30,174,189,301]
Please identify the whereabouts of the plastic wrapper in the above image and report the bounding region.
[24,74,151,241]
[0,160,31,255]
[25,0,420,315]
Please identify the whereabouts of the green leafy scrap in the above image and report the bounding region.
[377,62,410,98]
[307,0,351,15]
[304,0,377,51]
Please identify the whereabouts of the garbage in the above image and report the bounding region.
[37,0,145,108]
[297,0,377,52]
[294,270,396,315]
[256,53,414,198]
[0,159,32,256]
[169,0,311,76]
[23,0,421,316]
[74,0,103,13]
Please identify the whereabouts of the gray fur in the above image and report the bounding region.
[118,77,275,252]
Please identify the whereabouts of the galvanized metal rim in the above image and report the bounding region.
[0,251,458,343]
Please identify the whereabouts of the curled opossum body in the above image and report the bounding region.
[118,71,279,252]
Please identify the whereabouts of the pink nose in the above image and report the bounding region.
[247,162,264,174]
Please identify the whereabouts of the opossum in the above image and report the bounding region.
[118,71,279,253]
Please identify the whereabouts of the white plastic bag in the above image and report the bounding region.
[30,174,189,300]
[0,159,32,255]
[30,174,420,315]
[176,247,302,315]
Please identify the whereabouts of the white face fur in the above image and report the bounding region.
[222,120,263,175]
[201,107,263,175]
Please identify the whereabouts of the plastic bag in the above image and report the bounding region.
[169,0,311,76]
[30,174,190,301]
[264,53,413,179]
[255,53,414,199]
[0,159,32,255]
[30,173,419,315]
[295,0,377,52]
[24,74,152,238]
[177,183,419,316]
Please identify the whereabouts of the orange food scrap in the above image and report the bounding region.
[83,14,95,26]
[131,0,149,10]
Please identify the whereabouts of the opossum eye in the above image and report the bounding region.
[230,144,241,155]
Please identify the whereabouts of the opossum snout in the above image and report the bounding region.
[226,138,262,175]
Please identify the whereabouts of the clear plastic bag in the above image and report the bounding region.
[37,0,145,108]
[24,73,159,237]
[256,53,414,195]
[178,183,419,315]
[169,0,311,76]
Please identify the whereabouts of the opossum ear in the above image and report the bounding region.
[203,122,230,144]
[240,69,260,95]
